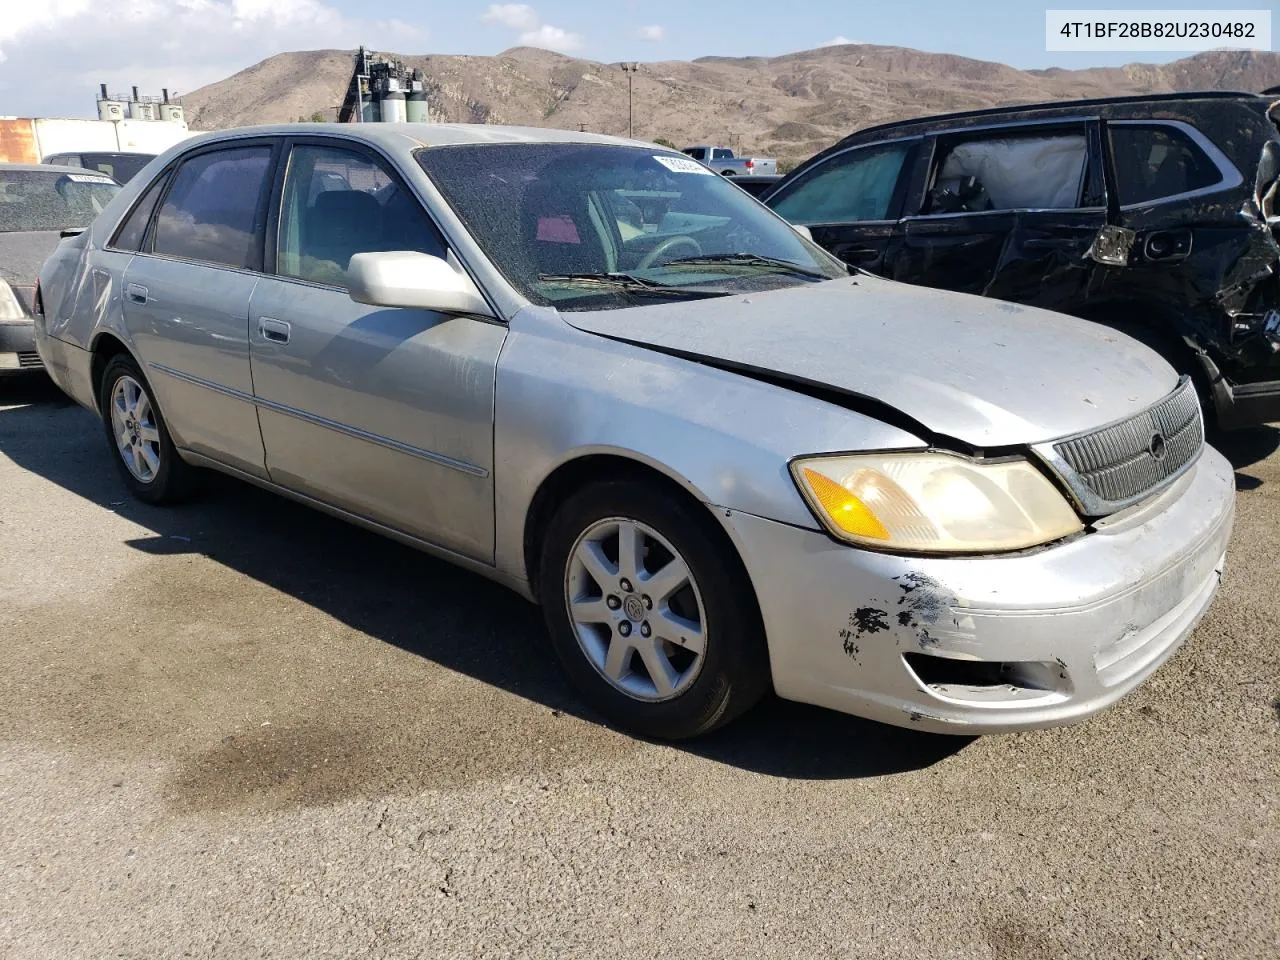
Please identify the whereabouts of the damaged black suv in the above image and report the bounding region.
[765,92,1280,428]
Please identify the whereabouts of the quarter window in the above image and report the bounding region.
[769,144,912,225]
[1108,124,1222,205]
[277,144,446,288]
[152,146,273,270]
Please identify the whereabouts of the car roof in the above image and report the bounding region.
[46,150,155,157]
[0,162,115,175]
[177,122,658,153]
[840,90,1265,144]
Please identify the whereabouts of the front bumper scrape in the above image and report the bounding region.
[719,446,1235,734]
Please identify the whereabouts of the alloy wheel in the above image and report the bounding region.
[109,375,161,483]
[564,517,707,702]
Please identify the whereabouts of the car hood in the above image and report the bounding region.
[562,275,1178,447]
[0,230,63,289]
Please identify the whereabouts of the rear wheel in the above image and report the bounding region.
[538,480,769,739]
[98,354,196,504]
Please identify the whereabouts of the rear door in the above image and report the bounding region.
[1105,120,1259,362]
[889,120,1109,310]
[766,139,918,273]
[121,140,277,477]
[247,138,506,562]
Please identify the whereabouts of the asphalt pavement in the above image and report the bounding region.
[2,375,1277,959]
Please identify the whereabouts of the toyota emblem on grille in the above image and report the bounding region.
[1148,432,1167,460]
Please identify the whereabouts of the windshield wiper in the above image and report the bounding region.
[538,272,729,298]
[660,254,829,280]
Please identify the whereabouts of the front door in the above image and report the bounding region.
[766,140,918,273]
[120,142,276,477]
[247,140,506,562]
[889,122,1109,311]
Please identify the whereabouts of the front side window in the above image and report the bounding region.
[277,144,446,288]
[926,132,1089,213]
[152,146,272,270]
[0,170,120,233]
[769,143,912,225]
[417,143,846,311]
[1108,124,1223,205]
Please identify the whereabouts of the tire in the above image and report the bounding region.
[98,354,197,504]
[537,479,770,739]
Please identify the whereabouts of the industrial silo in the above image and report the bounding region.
[127,87,156,121]
[381,79,407,123]
[406,75,428,123]
[158,89,184,123]
[96,85,126,122]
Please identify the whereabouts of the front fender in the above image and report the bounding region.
[491,306,926,584]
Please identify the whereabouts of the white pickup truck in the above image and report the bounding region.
[682,145,778,176]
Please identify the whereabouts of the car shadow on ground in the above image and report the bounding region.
[1212,424,1279,491]
[0,377,967,781]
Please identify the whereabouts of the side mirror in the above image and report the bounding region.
[792,224,814,242]
[347,251,494,318]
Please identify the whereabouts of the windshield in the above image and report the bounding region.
[74,153,153,184]
[0,170,120,233]
[415,143,846,310]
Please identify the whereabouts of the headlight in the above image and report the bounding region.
[791,452,1083,554]
[0,279,26,321]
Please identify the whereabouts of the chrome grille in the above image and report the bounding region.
[1037,377,1203,516]
[16,351,42,368]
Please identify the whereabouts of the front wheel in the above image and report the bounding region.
[538,480,769,739]
[98,354,197,504]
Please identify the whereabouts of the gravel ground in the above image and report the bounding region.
[2,376,1277,960]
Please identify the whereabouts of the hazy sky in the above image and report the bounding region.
[0,0,1263,118]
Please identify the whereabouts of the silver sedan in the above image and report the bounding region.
[35,124,1235,739]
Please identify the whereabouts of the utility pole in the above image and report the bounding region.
[620,62,638,138]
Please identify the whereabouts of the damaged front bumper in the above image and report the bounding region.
[721,445,1235,735]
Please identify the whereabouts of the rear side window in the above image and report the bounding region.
[1108,124,1223,205]
[769,143,912,225]
[927,133,1088,213]
[111,172,169,251]
[712,148,733,160]
[153,146,273,270]
[276,143,446,288]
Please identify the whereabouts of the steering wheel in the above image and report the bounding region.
[637,234,703,270]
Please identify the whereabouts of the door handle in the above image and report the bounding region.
[258,317,291,344]
[1143,230,1193,262]
[125,282,148,304]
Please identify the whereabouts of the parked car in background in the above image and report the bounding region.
[682,145,778,176]
[37,124,1233,739]
[765,92,1280,429]
[43,151,154,184]
[1,163,119,376]
[724,173,782,197]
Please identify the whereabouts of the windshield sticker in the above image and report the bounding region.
[64,174,115,184]
[653,155,714,175]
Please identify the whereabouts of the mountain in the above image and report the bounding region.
[179,46,1280,167]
